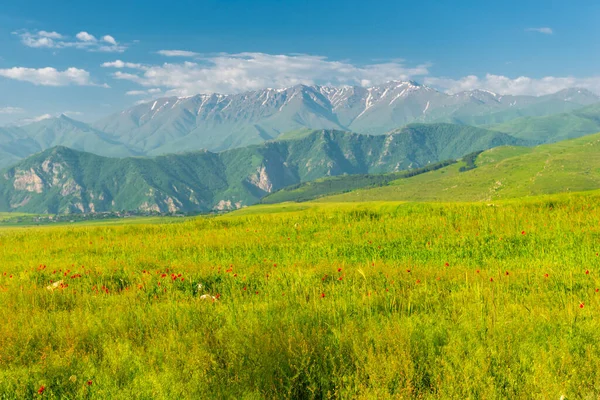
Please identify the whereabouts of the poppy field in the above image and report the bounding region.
[1,193,600,399]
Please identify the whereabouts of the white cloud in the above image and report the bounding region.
[0,107,25,114]
[424,74,600,96]
[16,114,53,125]
[111,52,430,96]
[62,110,84,117]
[157,50,200,57]
[38,31,63,39]
[102,35,117,45]
[76,31,97,42]
[0,67,106,87]
[15,30,127,53]
[526,27,553,35]
[101,60,146,69]
[126,88,162,96]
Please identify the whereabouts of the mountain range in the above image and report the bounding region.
[1,81,599,169]
[0,124,526,214]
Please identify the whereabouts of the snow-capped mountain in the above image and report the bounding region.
[0,81,598,169]
[92,82,599,153]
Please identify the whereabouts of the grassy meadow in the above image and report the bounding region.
[1,193,600,398]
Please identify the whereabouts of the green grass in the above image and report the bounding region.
[322,132,600,203]
[1,192,600,398]
[261,160,456,204]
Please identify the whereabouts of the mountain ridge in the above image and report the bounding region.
[0,82,598,170]
[0,124,526,214]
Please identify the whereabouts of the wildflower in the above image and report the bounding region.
[320,293,325,298]
[38,386,45,394]
[444,262,449,267]
[416,279,421,284]
[596,288,599,293]
[337,268,342,272]
[585,270,590,275]
[476,270,480,274]
[338,276,343,281]
[490,277,494,282]
[579,302,585,309]
[406,269,411,273]
[544,273,549,278]
[87,380,93,386]
[521,231,526,235]
[505,271,509,276]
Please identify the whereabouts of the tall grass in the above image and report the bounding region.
[0,194,599,398]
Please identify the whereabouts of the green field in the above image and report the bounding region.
[321,132,600,203]
[1,191,600,398]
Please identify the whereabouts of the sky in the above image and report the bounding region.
[1,0,599,124]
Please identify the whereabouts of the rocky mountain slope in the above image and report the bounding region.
[0,124,527,214]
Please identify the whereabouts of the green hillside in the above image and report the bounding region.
[319,132,600,203]
[261,159,457,204]
[0,124,521,214]
[488,103,600,144]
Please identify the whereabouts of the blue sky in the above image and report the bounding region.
[1,0,599,124]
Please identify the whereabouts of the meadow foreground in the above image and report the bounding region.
[1,195,600,398]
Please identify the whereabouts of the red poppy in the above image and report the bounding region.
[505,271,509,276]
[320,293,325,298]
[585,270,590,275]
[476,270,480,274]
[38,386,45,394]
[406,269,411,273]
[579,302,585,309]
[337,268,342,272]
[544,273,549,278]
[416,279,421,284]
[87,380,93,386]
[521,231,526,235]
[490,277,494,282]
[444,262,449,267]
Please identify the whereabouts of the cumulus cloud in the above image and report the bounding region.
[107,52,430,96]
[101,60,146,69]
[157,50,200,57]
[0,67,106,87]
[38,31,63,39]
[424,74,600,96]
[76,31,97,42]
[526,27,553,35]
[14,30,127,53]
[0,107,25,114]
[102,35,117,45]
